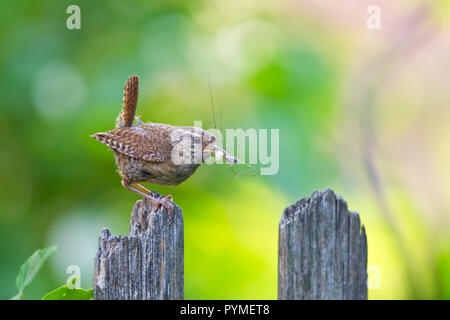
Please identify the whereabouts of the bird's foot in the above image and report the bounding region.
[148,194,174,224]
[149,195,173,213]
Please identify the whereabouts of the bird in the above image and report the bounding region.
[91,74,238,213]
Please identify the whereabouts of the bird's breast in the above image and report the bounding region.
[141,161,200,186]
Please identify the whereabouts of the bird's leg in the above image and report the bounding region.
[122,180,174,224]
[121,180,173,216]
[132,183,174,222]
[133,183,174,211]
[133,183,151,194]
[121,180,161,207]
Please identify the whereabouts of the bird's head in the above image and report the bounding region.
[170,126,241,165]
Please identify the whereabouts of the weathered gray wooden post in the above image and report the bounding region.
[278,188,368,300]
[93,192,184,300]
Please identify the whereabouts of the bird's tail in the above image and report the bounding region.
[115,74,139,128]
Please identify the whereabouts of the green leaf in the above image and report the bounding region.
[42,277,93,300]
[12,245,58,299]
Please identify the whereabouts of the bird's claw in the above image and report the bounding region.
[148,195,174,223]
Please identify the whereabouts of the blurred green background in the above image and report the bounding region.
[1,0,450,299]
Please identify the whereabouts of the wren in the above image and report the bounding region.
[91,75,237,212]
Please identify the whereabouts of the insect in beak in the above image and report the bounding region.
[213,145,238,164]
[203,146,257,174]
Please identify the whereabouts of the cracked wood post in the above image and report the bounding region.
[93,192,184,300]
[278,188,368,300]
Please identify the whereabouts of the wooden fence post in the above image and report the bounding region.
[93,192,184,300]
[278,188,368,300]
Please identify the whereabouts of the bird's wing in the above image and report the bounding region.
[91,125,172,162]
